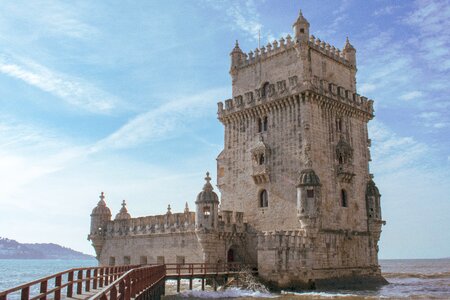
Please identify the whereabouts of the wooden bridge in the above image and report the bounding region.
[0,263,255,300]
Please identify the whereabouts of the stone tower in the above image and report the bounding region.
[217,10,385,288]
[88,192,111,257]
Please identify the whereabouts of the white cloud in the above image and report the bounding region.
[0,54,119,113]
[359,83,376,94]
[403,0,450,71]
[399,91,424,101]
[92,88,228,151]
[203,0,262,41]
[373,5,400,16]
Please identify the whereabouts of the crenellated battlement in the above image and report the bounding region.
[232,34,353,71]
[104,211,196,237]
[217,75,374,122]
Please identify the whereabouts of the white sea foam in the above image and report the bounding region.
[282,291,361,298]
[179,287,277,298]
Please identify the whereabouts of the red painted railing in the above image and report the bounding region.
[0,265,138,300]
[0,263,253,300]
[164,262,251,276]
[88,265,165,300]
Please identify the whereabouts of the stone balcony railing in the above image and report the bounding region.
[336,163,355,183]
[252,164,270,184]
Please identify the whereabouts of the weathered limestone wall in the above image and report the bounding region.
[98,231,203,266]
[218,96,303,231]
[232,47,304,97]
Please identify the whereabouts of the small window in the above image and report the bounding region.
[203,206,211,217]
[336,118,342,132]
[157,256,165,264]
[338,154,344,164]
[176,256,185,265]
[300,28,305,33]
[341,189,348,207]
[263,116,268,131]
[259,190,268,208]
[109,257,115,266]
[259,154,265,165]
[261,82,269,98]
[257,118,262,133]
[307,189,314,198]
[140,256,148,265]
[123,256,131,265]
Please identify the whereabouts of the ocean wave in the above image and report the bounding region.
[383,271,450,279]
[281,291,368,298]
[178,288,277,298]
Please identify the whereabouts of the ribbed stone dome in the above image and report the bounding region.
[196,172,219,204]
[115,200,131,220]
[91,192,112,216]
[298,169,321,186]
[293,10,309,26]
[366,180,380,197]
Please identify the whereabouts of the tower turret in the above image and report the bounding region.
[195,172,219,230]
[88,192,111,258]
[343,37,357,67]
[115,200,131,220]
[293,10,310,43]
[297,169,322,229]
[230,40,245,71]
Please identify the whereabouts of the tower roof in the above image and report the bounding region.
[230,40,243,54]
[292,9,310,27]
[366,180,381,197]
[298,169,321,187]
[115,200,131,220]
[91,192,112,216]
[196,172,219,204]
[344,37,356,52]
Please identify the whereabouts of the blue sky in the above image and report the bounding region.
[0,0,449,259]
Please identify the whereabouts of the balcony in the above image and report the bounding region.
[252,164,270,184]
[336,164,355,183]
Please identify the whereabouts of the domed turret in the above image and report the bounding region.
[90,192,111,235]
[297,169,322,229]
[89,192,111,258]
[343,37,357,67]
[195,172,219,230]
[230,40,245,71]
[293,10,310,43]
[115,200,131,220]
[298,169,321,186]
[366,179,381,219]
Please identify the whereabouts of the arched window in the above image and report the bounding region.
[261,82,269,98]
[336,118,342,132]
[203,206,211,217]
[257,118,262,133]
[259,190,268,208]
[341,189,348,207]
[263,116,268,131]
[259,154,265,165]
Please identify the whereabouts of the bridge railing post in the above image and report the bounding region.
[93,269,98,289]
[86,269,91,292]
[55,275,62,300]
[67,271,74,297]
[39,280,47,300]
[21,286,29,300]
[76,270,83,295]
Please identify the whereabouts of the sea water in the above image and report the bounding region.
[1,259,450,299]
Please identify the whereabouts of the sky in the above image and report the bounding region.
[0,0,449,259]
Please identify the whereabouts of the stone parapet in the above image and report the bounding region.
[232,35,352,71]
[102,212,196,237]
[218,77,374,122]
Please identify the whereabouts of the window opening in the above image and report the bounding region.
[260,190,268,207]
[341,189,348,207]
